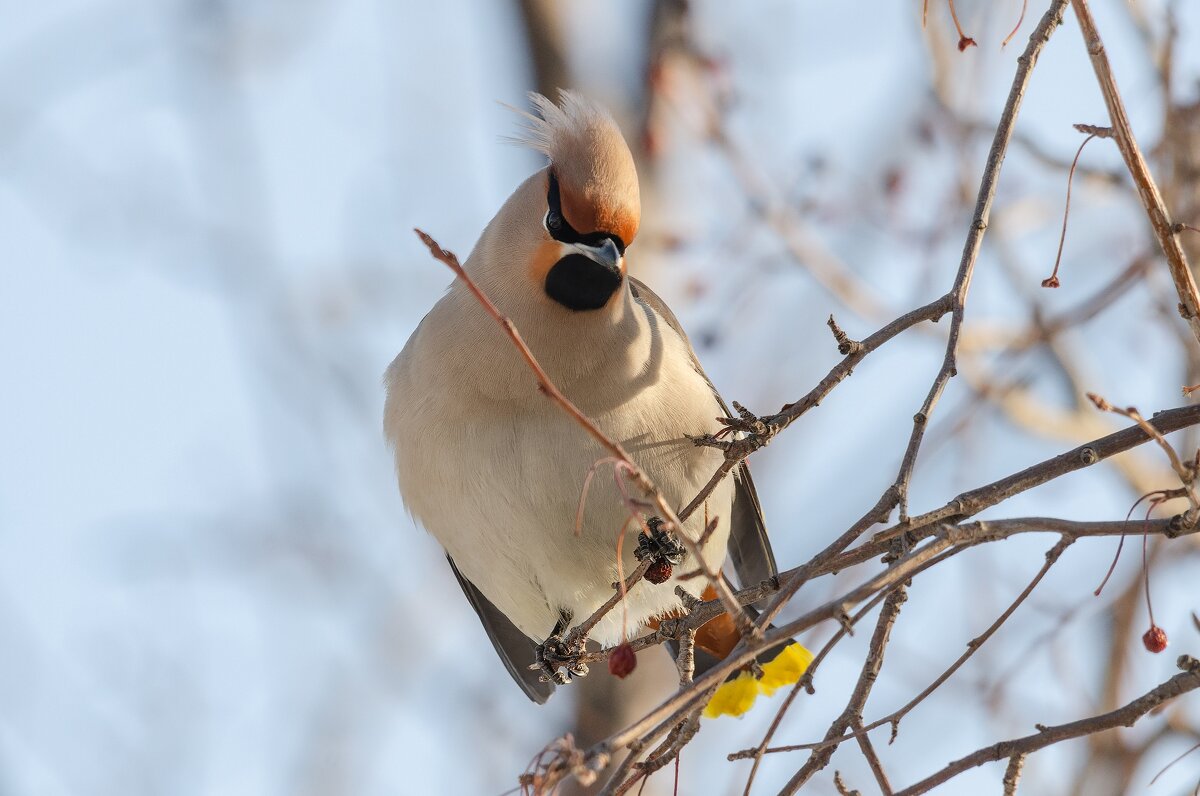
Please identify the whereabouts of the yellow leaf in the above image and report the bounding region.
[702,672,760,719]
[757,642,814,697]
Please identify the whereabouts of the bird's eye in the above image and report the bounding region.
[546,210,563,233]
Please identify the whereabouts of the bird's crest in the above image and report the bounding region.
[507,91,640,247]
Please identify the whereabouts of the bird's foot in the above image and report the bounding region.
[529,611,588,684]
[635,517,686,567]
[635,517,687,584]
[688,401,776,458]
[531,633,588,684]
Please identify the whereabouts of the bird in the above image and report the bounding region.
[385,91,807,709]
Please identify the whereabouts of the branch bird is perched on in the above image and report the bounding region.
[385,92,808,710]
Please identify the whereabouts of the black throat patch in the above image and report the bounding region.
[545,254,622,311]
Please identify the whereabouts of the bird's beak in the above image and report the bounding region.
[573,237,624,277]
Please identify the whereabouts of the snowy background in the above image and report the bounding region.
[2,1,1200,794]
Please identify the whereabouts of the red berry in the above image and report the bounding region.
[1143,625,1168,653]
[644,560,673,584]
[609,643,637,678]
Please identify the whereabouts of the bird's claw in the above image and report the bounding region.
[635,517,686,566]
[531,633,588,684]
[687,431,733,451]
[690,401,775,457]
[722,401,770,435]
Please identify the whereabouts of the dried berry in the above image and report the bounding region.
[1143,625,1168,653]
[609,643,637,678]
[645,559,673,585]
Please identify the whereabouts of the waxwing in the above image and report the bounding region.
[385,92,790,705]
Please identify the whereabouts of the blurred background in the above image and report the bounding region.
[3,1,1200,794]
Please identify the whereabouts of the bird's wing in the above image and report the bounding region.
[447,555,556,704]
[627,276,778,589]
[726,464,777,589]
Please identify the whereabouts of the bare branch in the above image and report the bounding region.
[870,403,1200,550]
[854,722,895,796]
[890,0,1072,522]
[892,656,1200,796]
[737,587,903,795]
[736,537,1073,760]
[1086,392,1200,512]
[1068,0,1200,347]
[779,585,908,794]
[1002,753,1027,795]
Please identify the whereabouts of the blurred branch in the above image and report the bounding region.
[516,0,571,97]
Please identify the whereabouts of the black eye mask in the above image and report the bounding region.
[544,172,627,255]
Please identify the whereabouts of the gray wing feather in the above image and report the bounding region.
[447,556,555,704]
[627,276,778,589]
[727,463,778,588]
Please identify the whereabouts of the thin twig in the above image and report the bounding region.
[947,0,977,50]
[1149,740,1200,786]
[568,561,652,646]
[1041,130,1102,288]
[413,230,626,463]
[1093,490,1181,597]
[891,0,1071,522]
[1085,393,1200,512]
[834,771,861,796]
[1003,0,1029,48]
[684,293,953,524]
